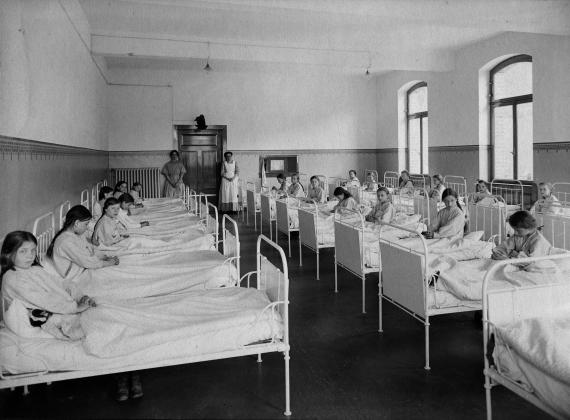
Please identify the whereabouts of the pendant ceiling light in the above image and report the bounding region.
[204,41,212,71]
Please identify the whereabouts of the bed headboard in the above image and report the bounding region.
[58,201,71,230]
[257,235,289,321]
[32,212,55,264]
[383,171,399,189]
[483,254,570,327]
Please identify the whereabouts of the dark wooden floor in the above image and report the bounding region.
[0,215,550,419]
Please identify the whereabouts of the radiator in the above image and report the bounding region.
[110,168,162,198]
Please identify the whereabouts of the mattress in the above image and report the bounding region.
[0,288,283,375]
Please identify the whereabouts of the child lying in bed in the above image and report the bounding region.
[1,231,96,340]
[492,210,552,262]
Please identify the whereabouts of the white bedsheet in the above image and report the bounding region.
[438,259,569,301]
[97,229,214,256]
[62,250,238,301]
[493,310,570,417]
[0,288,282,374]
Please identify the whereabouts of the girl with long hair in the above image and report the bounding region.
[332,187,358,212]
[47,205,118,281]
[423,188,466,239]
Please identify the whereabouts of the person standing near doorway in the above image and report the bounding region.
[161,150,186,198]
[219,151,240,213]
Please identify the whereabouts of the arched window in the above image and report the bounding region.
[406,82,428,173]
[490,55,533,180]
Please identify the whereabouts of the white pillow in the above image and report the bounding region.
[4,300,54,339]
[464,231,484,241]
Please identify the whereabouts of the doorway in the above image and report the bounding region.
[175,125,227,201]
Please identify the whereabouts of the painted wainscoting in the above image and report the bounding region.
[533,142,570,183]
[0,136,108,236]
[108,149,388,189]
[428,145,487,190]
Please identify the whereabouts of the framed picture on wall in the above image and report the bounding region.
[262,155,298,177]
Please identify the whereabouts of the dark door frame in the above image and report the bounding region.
[174,125,227,197]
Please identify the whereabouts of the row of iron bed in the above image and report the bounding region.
[241,170,570,419]
[0,182,292,416]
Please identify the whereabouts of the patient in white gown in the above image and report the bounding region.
[1,231,96,340]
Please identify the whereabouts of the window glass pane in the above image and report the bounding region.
[493,106,514,179]
[517,102,533,180]
[408,86,427,114]
[408,118,421,173]
[422,117,429,173]
[493,61,532,100]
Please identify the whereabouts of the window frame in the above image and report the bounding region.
[489,54,532,180]
[406,81,428,174]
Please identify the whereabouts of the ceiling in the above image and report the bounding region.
[79,0,570,74]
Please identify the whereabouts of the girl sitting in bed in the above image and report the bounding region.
[345,170,361,188]
[365,187,394,224]
[362,172,378,192]
[48,206,119,281]
[332,187,358,212]
[428,174,445,201]
[492,211,552,260]
[530,182,560,215]
[473,180,492,203]
[287,173,305,198]
[2,231,96,340]
[118,194,150,228]
[129,182,144,205]
[423,188,465,240]
[276,173,289,194]
[307,176,326,203]
[92,198,131,247]
[93,186,113,221]
[399,170,414,194]
[113,181,128,199]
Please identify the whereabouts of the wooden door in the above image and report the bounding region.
[176,125,227,201]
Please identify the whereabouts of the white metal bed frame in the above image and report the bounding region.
[382,171,400,189]
[57,201,71,231]
[378,223,481,370]
[298,199,334,280]
[466,195,508,244]
[275,197,299,258]
[443,175,468,200]
[410,173,429,190]
[0,234,291,416]
[482,254,570,420]
[260,192,277,240]
[246,182,262,231]
[552,182,570,205]
[31,212,55,265]
[333,208,379,314]
[490,179,524,213]
[534,211,570,251]
[80,189,89,209]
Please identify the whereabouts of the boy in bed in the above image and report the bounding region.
[491,210,552,261]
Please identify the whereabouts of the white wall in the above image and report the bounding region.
[0,0,108,149]
[106,66,377,151]
[375,32,570,149]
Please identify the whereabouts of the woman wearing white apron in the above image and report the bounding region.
[219,151,240,212]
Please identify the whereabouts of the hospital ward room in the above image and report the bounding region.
[1,0,570,419]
